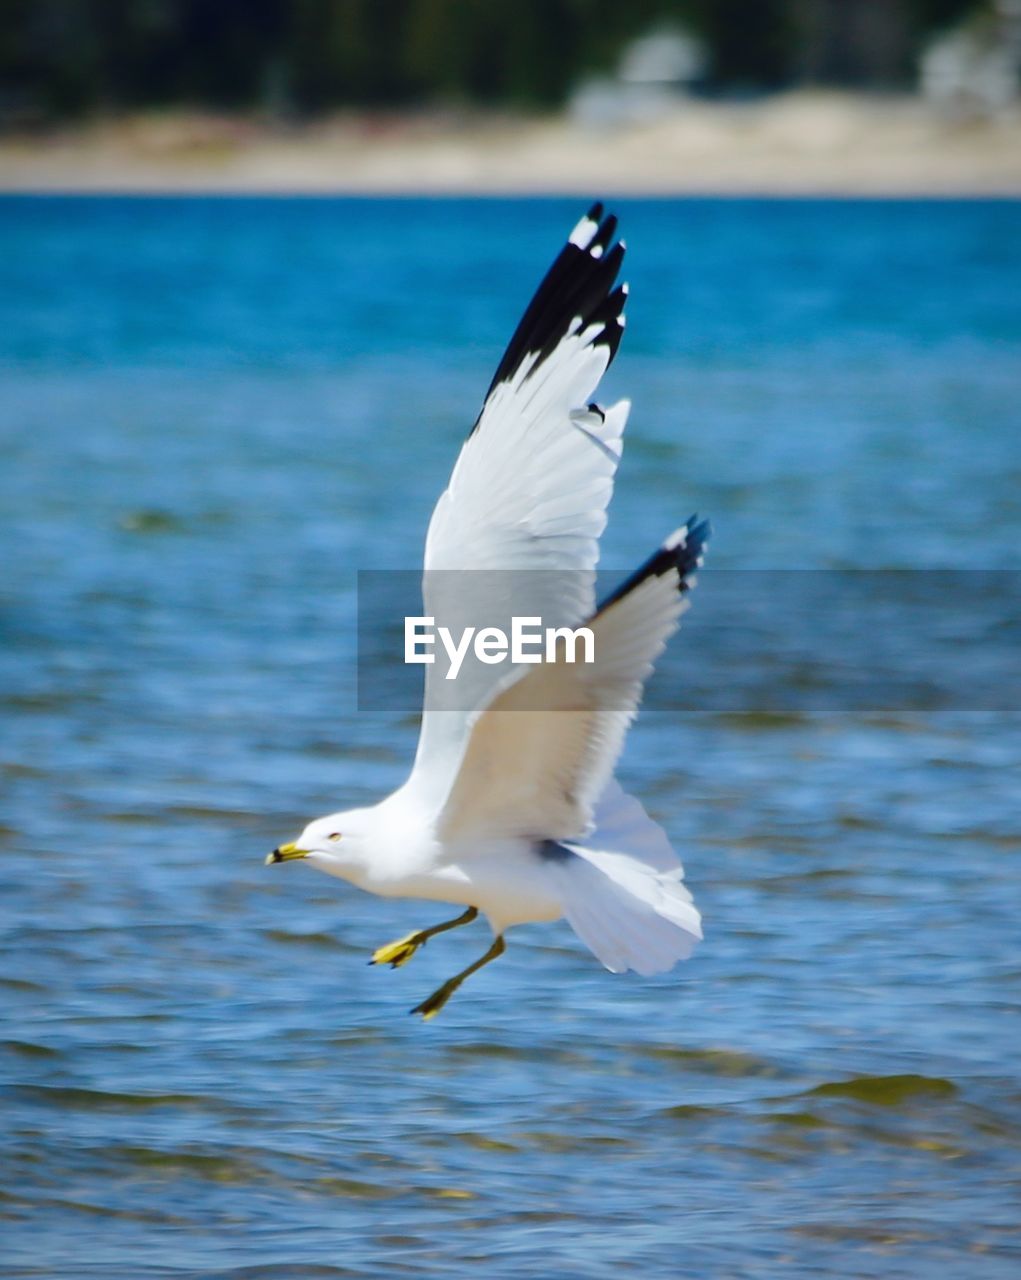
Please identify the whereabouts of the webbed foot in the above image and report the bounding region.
[409,934,506,1021]
[370,932,426,969]
[410,979,459,1021]
[370,906,480,969]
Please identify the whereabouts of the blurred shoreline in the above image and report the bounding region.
[1,92,1018,196]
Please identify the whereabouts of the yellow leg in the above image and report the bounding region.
[370,906,479,969]
[411,935,506,1020]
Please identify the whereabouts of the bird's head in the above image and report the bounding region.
[266,807,375,875]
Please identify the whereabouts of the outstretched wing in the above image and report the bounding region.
[404,204,630,815]
[436,518,710,842]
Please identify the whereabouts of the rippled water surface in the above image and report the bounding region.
[2,197,1020,1277]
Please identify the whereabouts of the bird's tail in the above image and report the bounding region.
[547,781,702,975]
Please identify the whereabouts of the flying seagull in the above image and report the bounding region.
[268,204,710,1019]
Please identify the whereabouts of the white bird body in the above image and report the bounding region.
[300,793,563,929]
[269,204,710,1016]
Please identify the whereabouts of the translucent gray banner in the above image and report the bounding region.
[356,570,1021,715]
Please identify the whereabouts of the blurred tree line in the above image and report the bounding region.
[0,0,982,123]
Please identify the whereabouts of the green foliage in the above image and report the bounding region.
[0,0,987,123]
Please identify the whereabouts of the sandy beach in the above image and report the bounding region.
[1,92,1018,196]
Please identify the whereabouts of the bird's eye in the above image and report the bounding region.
[328,832,342,842]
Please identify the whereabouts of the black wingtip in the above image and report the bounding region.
[587,283,627,364]
[476,202,627,417]
[677,518,711,587]
[591,213,618,256]
[596,516,711,615]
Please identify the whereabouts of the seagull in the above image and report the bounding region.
[267,203,710,1019]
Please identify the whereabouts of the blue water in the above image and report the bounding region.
[2,196,1020,1278]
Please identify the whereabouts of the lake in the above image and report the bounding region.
[1,195,1019,1277]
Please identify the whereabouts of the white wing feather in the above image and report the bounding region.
[403,206,629,815]
[437,519,709,843]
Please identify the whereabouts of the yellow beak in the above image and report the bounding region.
[265,842,309,865]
